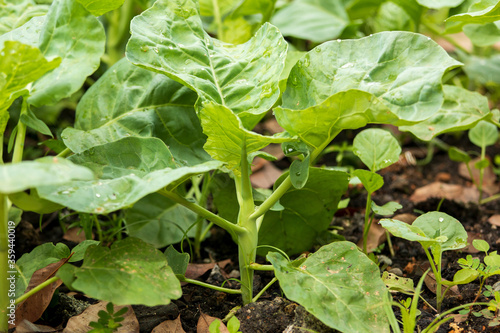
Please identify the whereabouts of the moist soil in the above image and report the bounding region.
[13,132,500,332]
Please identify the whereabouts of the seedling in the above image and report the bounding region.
[380,212,468,312]
[448,120,499,204]
[352,128,402,253]
[88,302,128,333]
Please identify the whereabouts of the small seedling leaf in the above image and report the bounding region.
[469,120,499,148]
[448,147,471,163]
[353,129,401,172]
[473,239,490,252]
[165,245,190,277]
[353,169,384,194]
[413,212,468,252]
[453,268,479,284]
[372,201,402,216]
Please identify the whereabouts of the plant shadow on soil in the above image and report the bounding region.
[14,135,500,332]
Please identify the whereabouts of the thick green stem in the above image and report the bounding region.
[106,0,134,64]
[478,146,486,204]
[12,100,28,164]
[423,247,443,312]
[248,263,274,271]
[56,148,72,158]
[194,173,212,259]
[211,0,224,40]
[0,194,9,333]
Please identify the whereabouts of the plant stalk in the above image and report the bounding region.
[12,100,28,164]
[181,277,241,294]
[106,0,135,64]
[14,276,60,305]
[362,193,373,254]
[0,194,9,333]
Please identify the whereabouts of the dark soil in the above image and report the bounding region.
[14,133,500,332]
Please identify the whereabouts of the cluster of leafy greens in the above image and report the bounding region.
[2,0,500,332]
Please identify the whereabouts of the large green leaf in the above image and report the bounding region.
[0,16,45,47]
[373,2,414,33]
[270,0,349,42]
[275,90,398,150]
[400,85,490,141]
[417,0,465,9]
[62,58,209,165]
[69,238,182,306]
[37,137,223,213]
[124,193,201,248]
[447,0,500,24]
[258,168,349,255]
[75,0,125,16]
[268,241,389,333]
[0,41,60,134]
[200,102,293,170]
[0,0,48,35]
[27,0,105,106]
[464,22,500,47]
[353,128,401,172]
[126,0,287,128]
[0,156,94,194]
[281,32,461,124]
[462,53,500,85]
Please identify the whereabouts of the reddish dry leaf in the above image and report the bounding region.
[250,161,283,189]
[410,182,479,203]
[14,320,58,333]
[357,219,386,253]
[185,259,232,281]
[13,259,68,327]
[488,215,500,227]
[458,157,499,196]
[151,315,186,333]
[63,227,91,243]
[197,313,229,333]
[63,302,138,333]
[424,272,460,297]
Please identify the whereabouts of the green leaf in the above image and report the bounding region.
[473,239,490,252]
[258,168,349,255]
[37,137,223,214]
[8,206,22,226]
[126,0,287,128]
[0,156,94,194]
[276,90,398,150]
[69,240,101,262]
[352,169,384,194]
[62,58,209,165]
[0,0,48,35]
[417,0,465,9]
[75,0,125,16]
[20,104,53,137]
[0,41,60,134]
[15,242,70,298]
[164,245,190,277]
[382,271,415,293]
[289,154,310,189]
[200,102,293,170]
[373,2,414,33]
[9,189,64,214]
[469,120,498,148]
[413,212,468,252]
[447,1,500,24]
[379,219,434,243]
[484,253,500,267]
[0,16,45,47]
[448,147,471,163]
[124,193,202,248]
[464,22,500,47]
[453,268,479,284]
[268,241,389,333]
[227,316,241,333]
[353,129,401,172]
[475,158,490,169]
[271,0,349,42]
[372,201,402,216]
[71,238,182,306]
[281,32,461,124]
[26,0,106,106]
[461,53,500,85]
[400,85,491,141]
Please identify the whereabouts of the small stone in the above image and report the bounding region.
[388,268,403,276]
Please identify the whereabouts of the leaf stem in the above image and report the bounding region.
[56,148,72,158]
[12,99,28,163]
[421,20,469,54]
[211,0,224,41]
[248,263,275,271]
[182,277,241,294]
[158,189,245,235]
[15,276,60,305]
[250,176,292,221]
[252,277,278,303]
[362,193,373,254]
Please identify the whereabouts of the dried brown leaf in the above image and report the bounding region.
[185,259,231,281]
[424,272,460,297]
[250,161,283,189]
[357,219,386,253]
[151,315,186,333]
[197,313,229,333]
[458,157,499,196]
[488,215,500,227]
[14,320,58,333]
[410,182,479,203]
[63,302,138,333]
[63,227,91,243]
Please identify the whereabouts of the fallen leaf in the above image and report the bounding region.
[458,157,499,196]
[357,219,386,253]
[197,313,229,333]
[488,215,500,227]
[250,161,283,189]
[63,227,91,243]
[410,182,479,203]
[185,259,232,281]
[63,302,138,333]
[14,258,69,326]
[151,315,186,333]
[403,260,416,275]
[424,272,460,297]
[14,320,57,332]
